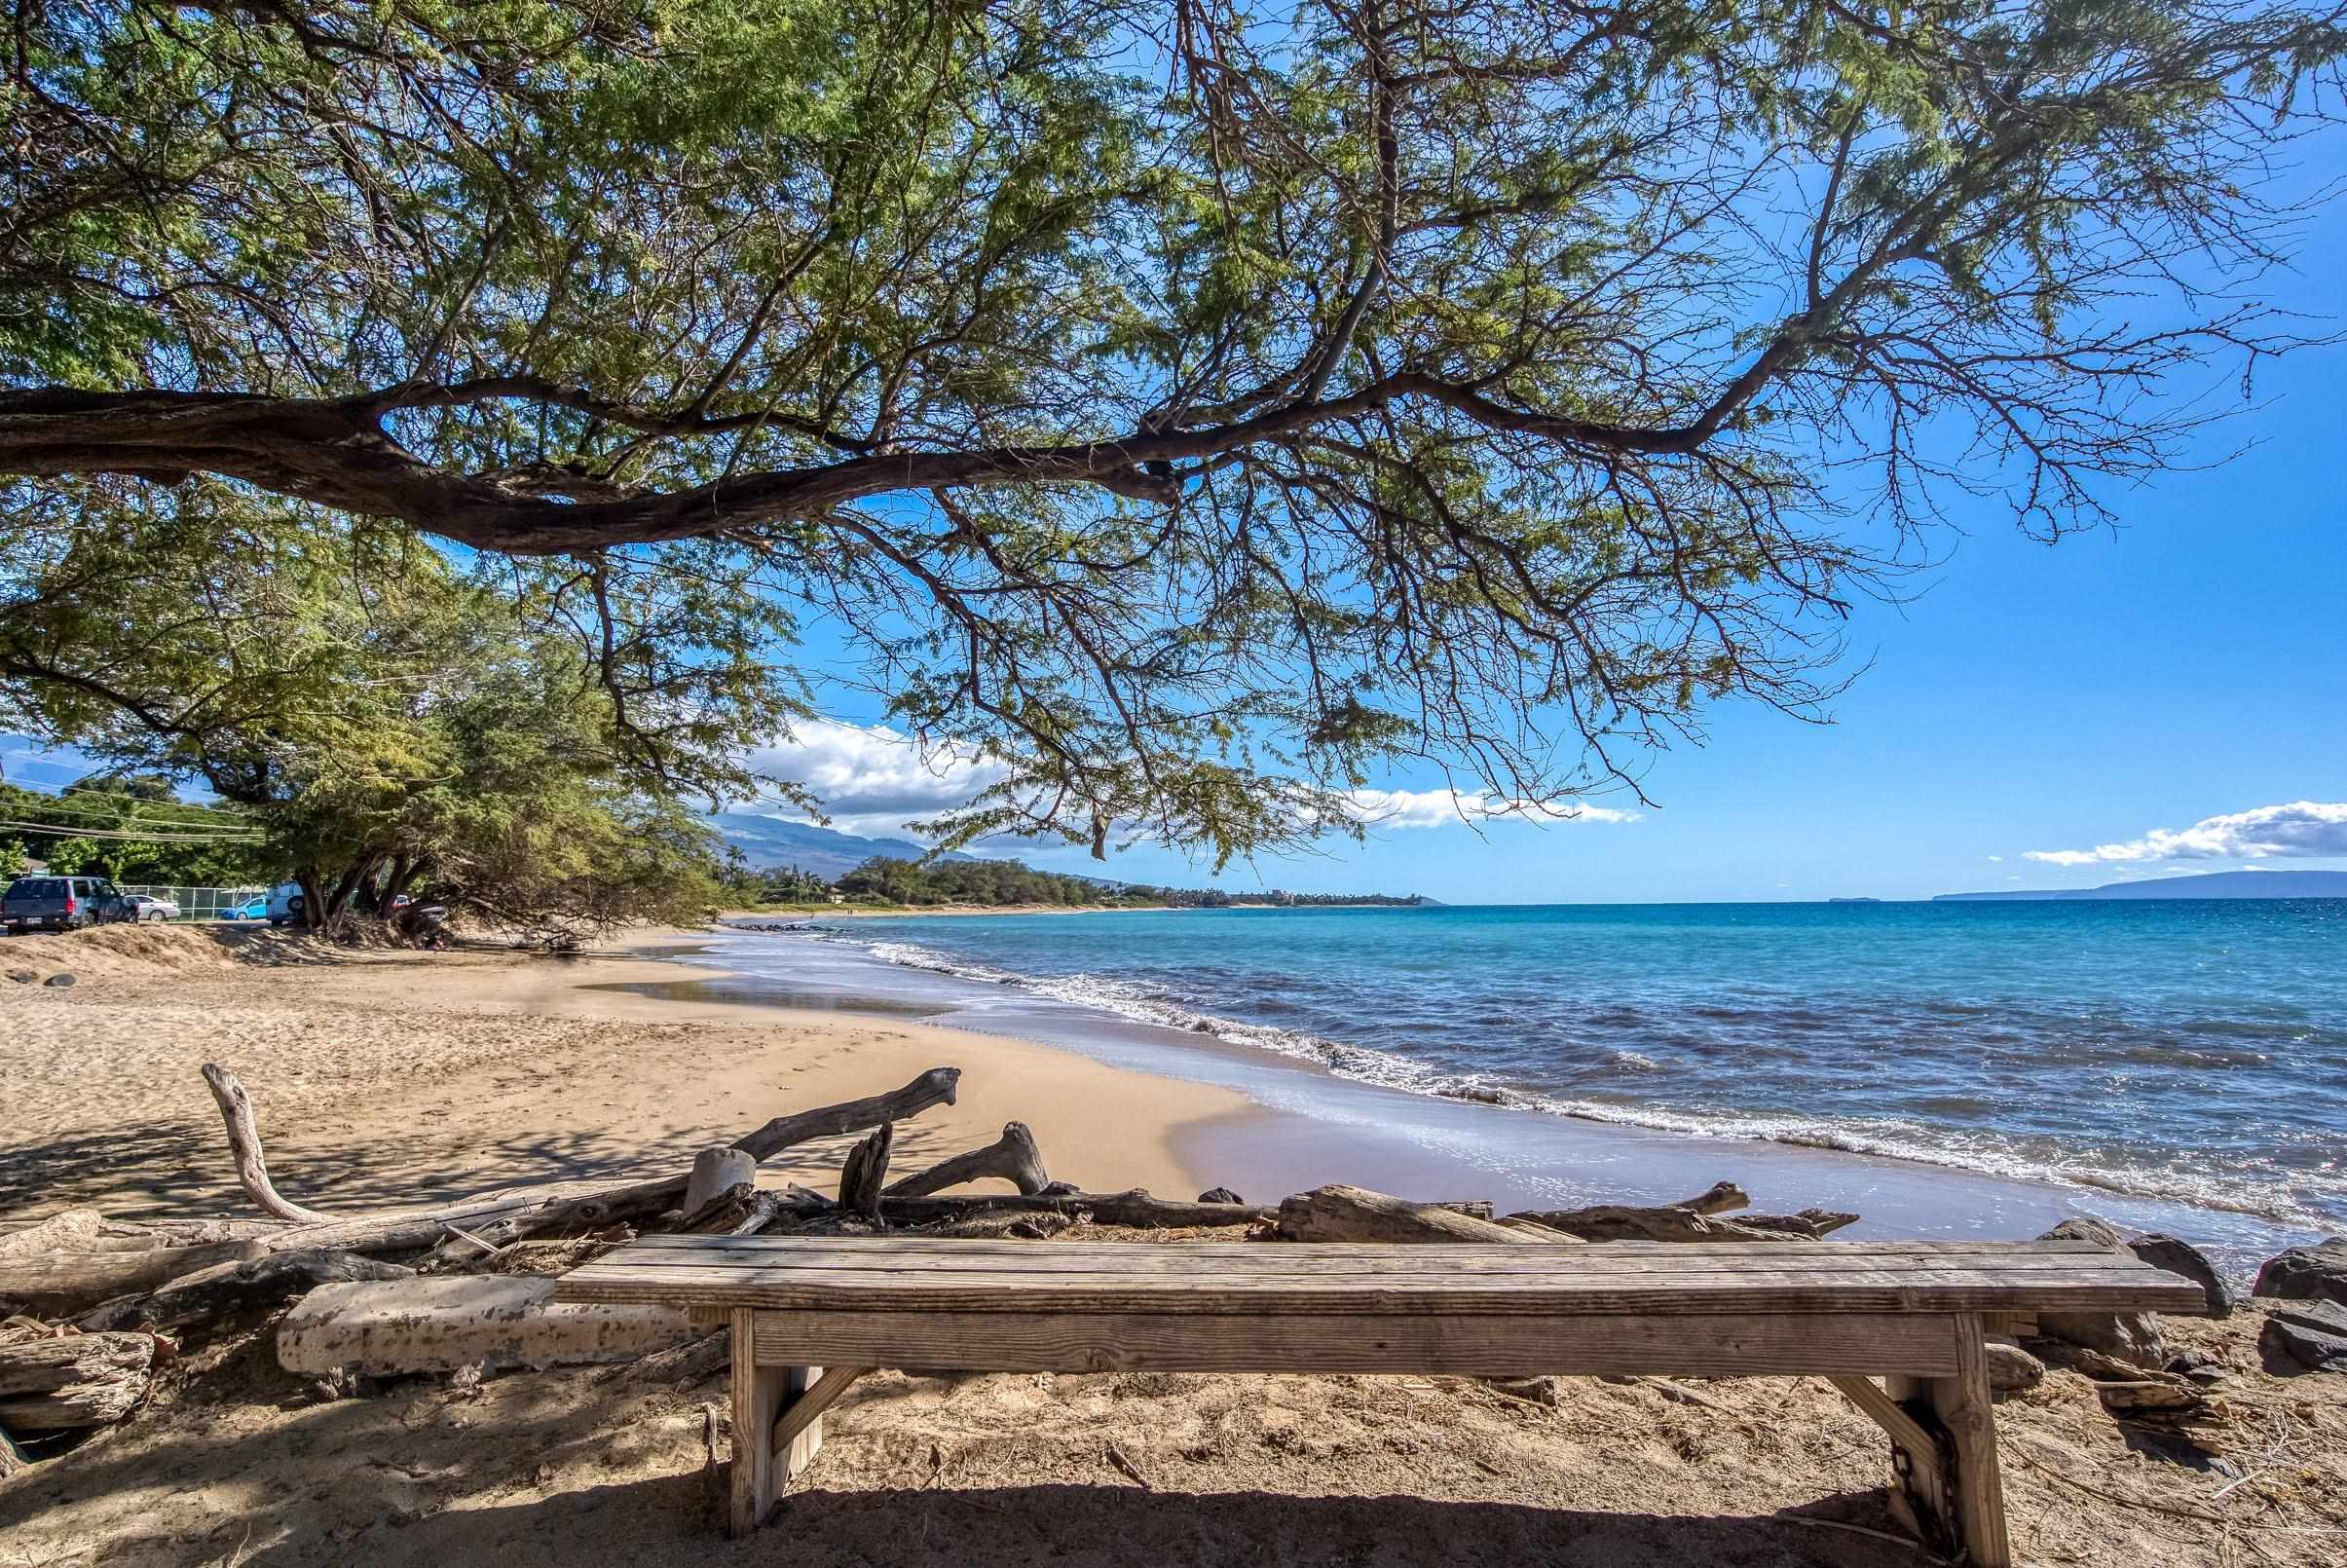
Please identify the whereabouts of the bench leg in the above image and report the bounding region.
[729,1310,789,1538]
[1929,1315,2011,1568]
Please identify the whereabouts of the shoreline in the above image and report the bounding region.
[660,921,2330,1276]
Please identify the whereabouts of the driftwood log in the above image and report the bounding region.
[1509,1182,1859,1244]
[0,1331,156,1432]
[201,1064,336,1222]
[776,1188,1275,1230]
[78,1250,415,1333]
[886,1120,1050,1197]
[1276,1184,1562,1245]
[838,1124,893,1221]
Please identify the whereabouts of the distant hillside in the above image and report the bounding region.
[709,812,975,879]
[1934,869,2347,902]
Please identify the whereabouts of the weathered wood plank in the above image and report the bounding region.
[728,1309,785,1539]
[747,1308,1962,1377]
[621,1234,2126,1258]
[560,1262,2206,1317]
[1934,1316,2012,1568]
[771,1363,869,1459]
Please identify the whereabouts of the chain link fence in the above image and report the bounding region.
[119,883,269,920]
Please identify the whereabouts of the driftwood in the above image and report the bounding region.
[1509,1183,1859,1244]
[886,1120,1049,1197]
[1276,1184,1556,1245]
[838,1124,893,1221]
[79,1250,416,1332]
[1,1238,269,1319]
[11,1067,965,1321]
[776,1188,1274,1230]
[201,1063,336,1222]
[0,1331,156,1432]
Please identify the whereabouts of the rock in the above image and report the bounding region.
[2043,1215,2126,1250]
[2035,1217,2168,1367]
[1985,1336,2045,1393]
[5,968,34,984]
[2253,1237,2347,1308]
[1197,1187,1246,1205]
[2128,1234,2232,1317]
[2259,1299,2347,1373]
[41,972,75,989]
[278,1276,692,1376]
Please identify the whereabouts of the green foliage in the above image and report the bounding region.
[0,778,268,883]
[4,0,2341,865]
[818,856,1426,910]
[0,483,796,931]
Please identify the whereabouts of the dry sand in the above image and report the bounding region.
[2,924,2342,1568]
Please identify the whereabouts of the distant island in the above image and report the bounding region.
[1934,869,2347,902]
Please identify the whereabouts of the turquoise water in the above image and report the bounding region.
[817,900,2347,1230]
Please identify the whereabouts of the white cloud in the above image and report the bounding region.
[1987,854,2003,863]
[738,720,1007,838]
[2024,802,2347,867]
[734,721,1644,841]
[1351,788,1640,830]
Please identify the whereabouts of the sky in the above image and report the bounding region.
[9,185,2344,908]
[728,168,2347,904]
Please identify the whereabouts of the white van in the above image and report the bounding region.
[264,880,307,927]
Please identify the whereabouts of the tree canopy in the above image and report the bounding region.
[3,0,2340,862]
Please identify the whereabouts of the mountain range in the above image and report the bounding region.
[1933,869,2347,901]
[709,812,974,879]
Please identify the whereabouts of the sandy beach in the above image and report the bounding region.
[0,923,1238,1221]
[1,922,2341,1568]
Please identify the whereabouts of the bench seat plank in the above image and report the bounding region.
[555,1237,2206,1317]
[747,1307,1963,1377]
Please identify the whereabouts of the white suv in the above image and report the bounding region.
[264,880,307,927]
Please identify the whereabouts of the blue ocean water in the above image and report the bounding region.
[811,900,2347,1230]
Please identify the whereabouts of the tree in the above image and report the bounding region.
[0,776,269,884]
[0,483,795,930]
[3,0,2340,861]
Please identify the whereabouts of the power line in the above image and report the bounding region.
[0,776,250,819]
[0,819,262,844]
[0,796,254,830]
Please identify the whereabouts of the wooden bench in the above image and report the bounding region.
[555,1233,2206,1563]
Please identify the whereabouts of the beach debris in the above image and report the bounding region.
[1276,1184,1546,1245]
[680,1183,788,1236]
[0,1326,155,1432]
[2030,1218,2169,1369]
[782,1188,1274,1230]
[1985,1336,2046,1394]
[5,967,34,983]
[1198,1187,1246,1205]
[2253,1237,2347,1309]
[278,1277,694,1376]
[683,1147,757,1215]
[0,1236,271,1320]
[886,1119,1048,1199]
[41,972,75,988]
[2128,1235,2231,1317]
[201,1063,338,1223]
[1496,1216,1581,1242]
[1509,1183,1856,1245]
[79,1249,415,1333]
[2259,1300,2347,1373]
[2092,1372,2229,1449]
[838,1123,895,1221]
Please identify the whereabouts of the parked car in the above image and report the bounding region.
[114,893,180,923]
[264,880,307,927]
[223,895,269,920]
[1,874,124,934]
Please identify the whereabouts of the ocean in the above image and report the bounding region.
[668,899,2346,1265]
